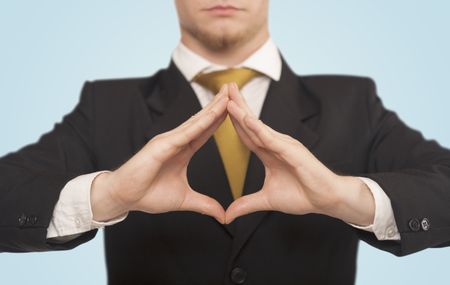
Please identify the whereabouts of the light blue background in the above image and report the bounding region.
[0,1,449,284]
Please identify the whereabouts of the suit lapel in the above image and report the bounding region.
[229,58,320,262]
[142,61,235,236]
[143,62,201,139]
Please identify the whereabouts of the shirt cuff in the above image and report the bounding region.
[348,177,401,241]
[46,171,128,239]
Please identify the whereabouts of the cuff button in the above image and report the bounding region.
[26,215,38,225]
[421,218,430,231]
[408,218,421,232]
[18,214,27,227]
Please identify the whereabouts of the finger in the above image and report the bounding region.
[172,94,229,148]
[226,100,274,160]
[227,100,264,148]
[192,84,228,120]
[226,83,260,142]
[144,85,228,164]
[178,84,229,130]
[225,191,272,224]
[187,84,232,153]
[244,116,286,154]
[148,88,229,162]
[228,83,256,117]
[229,109,267,154]
[228,112,258,151]
[185,90,229,149]
[180,190,226,224]
[227,113,275,168]
[148,84,228,146]
[189,109,227,152]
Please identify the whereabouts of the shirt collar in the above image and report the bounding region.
[172,38,282,82]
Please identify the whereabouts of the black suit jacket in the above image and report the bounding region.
[1,59,450,284]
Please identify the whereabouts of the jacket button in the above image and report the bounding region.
[408,218,421,232]
[230,267,247,284]
[18,214,27,227]
[421,218,430,231]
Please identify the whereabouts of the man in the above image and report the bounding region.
[1,0,450,284]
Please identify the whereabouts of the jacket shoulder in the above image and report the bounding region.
[80,66,169,101]
[297,74,377,108]
[299,74,376,93]
[88,71,163,95]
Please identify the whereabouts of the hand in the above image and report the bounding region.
[224,83,375,225]
[91,85,230,224]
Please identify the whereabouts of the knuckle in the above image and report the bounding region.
[208,110,218,120]
[181,130,192,143]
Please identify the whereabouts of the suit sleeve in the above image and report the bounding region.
[0,82,99,252]
[356,78,450,256]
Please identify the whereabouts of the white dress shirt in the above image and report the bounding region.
[47,39,400,241]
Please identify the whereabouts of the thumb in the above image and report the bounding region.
[225,191,271,224]
[179,190,226,224]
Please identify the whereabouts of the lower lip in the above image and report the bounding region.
[205,7,240,16]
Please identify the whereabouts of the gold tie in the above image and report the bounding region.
[194,68,261,199]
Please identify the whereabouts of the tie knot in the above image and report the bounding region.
[193,68,261,94]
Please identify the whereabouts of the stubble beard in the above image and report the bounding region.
[185,21,263,52]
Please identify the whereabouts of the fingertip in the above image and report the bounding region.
[226,83,236,98]
[231,83,244,101]
[217,215,226,224]
[225,202,242,224]
[207,200,226,224]
[220,84,229,96]
[229,82,239,97]
[225,216,235,224]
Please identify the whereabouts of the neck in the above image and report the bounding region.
[180,30,270,67]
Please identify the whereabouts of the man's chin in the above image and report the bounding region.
[196,31,246,51]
